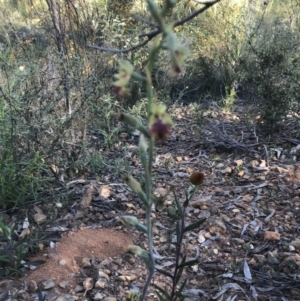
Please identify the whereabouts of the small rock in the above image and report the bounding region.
[238,170,245,177]
[264,231,280,241]
[214,187,224,196]
[27,280,38,293]
[59,281,69,289]
[216,163,224,169]
[250,160,259,167]
[197,210,210,220]
[289,245,296,252]
[160,236,168,243]
[34,213,47,224]
[81,258,92,267]
[98,270,110,280]
[74,285,84,293]
[248,257,256,265]
[234,159,243,166]
[213,249,218,255]
[40,279,56,290]
[55,295,75,301]
[267,251,279,265]
[282,254,300,267]
[260,160,267,167]
[204,232,211,239]
[198,234,205,244]
[103,298,117,301]
[94,292,104,300]
[95,278,108,289]
[115,274,137,281]
[14,290,30,301]
[83,278,94,292]
[207,217,227,235]
[58,259,66,266]
[291,238,300,251]
[231,238,245,246]
[221,167,232,175]
[19,228,31,238]
[254,254,267,265]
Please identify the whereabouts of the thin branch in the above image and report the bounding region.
[88,0,221,53]
[87,38,150,53]
[139,0,221,39]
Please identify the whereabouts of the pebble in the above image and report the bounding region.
[264,231,280,241]
[55,295,75,301]
[94,292,104,300]
[81,258,92,267]
[58,259,66,266]
[289,245,296,252]
[27,280,38,293]
[40,279,56,290]
[95,278,108,289]
[59,281,69,289]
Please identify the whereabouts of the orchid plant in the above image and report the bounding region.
[113,1,199,300]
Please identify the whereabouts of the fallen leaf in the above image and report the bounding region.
[80,185,93,208]
[99,185,111,198]
[19,228,30,238]
[33,205,43,214]
[34,213,46,224]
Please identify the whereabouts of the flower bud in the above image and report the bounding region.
[139,134,148,153]
[120,215,139,227]
[118,113,150,138]
[121,174,142,194]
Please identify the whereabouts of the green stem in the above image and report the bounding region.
[139,205,155,301]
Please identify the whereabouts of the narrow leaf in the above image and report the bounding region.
[243,260,252,280]
[183,218,206,233]
[156,291,166,301]
[178,259,199,269]
[156,268,174,280]
[176,267,184,285]
[154,284,170,300]
[173,191,183,216]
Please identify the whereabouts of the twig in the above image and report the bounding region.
[88,0,221,53]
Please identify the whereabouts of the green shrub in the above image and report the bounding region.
[240,13,300,132]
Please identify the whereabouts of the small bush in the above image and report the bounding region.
[240,14,300,132]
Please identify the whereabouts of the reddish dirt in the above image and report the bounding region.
[22,228,134,288]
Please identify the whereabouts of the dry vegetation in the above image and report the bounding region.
[1,0,300,300]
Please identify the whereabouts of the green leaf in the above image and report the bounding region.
[175,255,186,284]
[0,255,11,263]
[173,191,182,216]
[156,268,174,280]
[183,218,206,233]
[176,267,184,285]
[178,259,199,269]
[23,260,46,266]
[154,284,170,301]
[156,290,167,301]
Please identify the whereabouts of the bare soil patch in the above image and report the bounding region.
[22,228,134,288]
